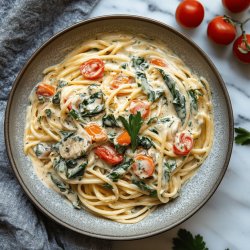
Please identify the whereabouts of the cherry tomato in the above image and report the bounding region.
[150,58,167,67]
[80,58,104,80]
[175,0,204,28]
[222,0,250,13]
[116,131,131,146]
[173,132,193,156]
[94,145,123,165]
[129,100,150,119]
[233,34,250,63]
[132,155,155,179]
[111,74,134,89]
[85,124,107,142]
[36,84,55,97]
[207,16,237,45]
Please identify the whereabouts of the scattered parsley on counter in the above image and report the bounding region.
[235,127,250,145]
[172,229,229,250]
[172,229,208,250]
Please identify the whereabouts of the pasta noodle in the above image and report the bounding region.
[24,33,213,224]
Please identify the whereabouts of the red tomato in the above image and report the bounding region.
[132,155,155,179]
[150,58,167,67]
[111,74,134,89]
[175,0,204,28]
[207,16,237,45]
[80,59,104,80]
[36,84,55,97]
[233,34,250,63]
[94,145,123,165]
[129,100,150,119]
[222,0,250,13]
[173,133,193,156]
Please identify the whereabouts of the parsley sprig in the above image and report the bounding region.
[119,112,143,152]
[173,229,208,250]
[235,127,250,145]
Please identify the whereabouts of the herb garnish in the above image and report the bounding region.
[235,127,250,145]
[119,112,143,152]
[173,229,208,250]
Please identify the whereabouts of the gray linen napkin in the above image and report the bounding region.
[0,1,111,249]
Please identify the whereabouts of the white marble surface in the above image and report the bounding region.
[89,1,250,249]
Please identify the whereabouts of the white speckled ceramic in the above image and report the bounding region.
[4,15,233,240]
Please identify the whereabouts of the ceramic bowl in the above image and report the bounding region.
[4,15,234,240]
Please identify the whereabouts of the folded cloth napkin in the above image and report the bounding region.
[0,1,111,249]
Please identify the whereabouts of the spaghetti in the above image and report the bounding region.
[24,33,213,224]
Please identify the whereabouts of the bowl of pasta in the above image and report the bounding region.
[5,15,233,239]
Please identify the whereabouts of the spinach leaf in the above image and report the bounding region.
[52,91,61,105]
[33,143,50,158]
[102,114,120,127]
[80,105,105,117]
[79,91,105,117]
[188,89,202,111]
[107,159,134,182]
[121,63,128,69]
[69,109,84,122]
[136,72,163,102]
[67,162,87,179]
[53,157,67,174]
[114,144,127,154]
[163,159,177,184]
[58,80,68,89]
[132,179,157,197]
[45,109,52,118]
[132,56,149,71]
[138,136,154,149]
[49,172,68,192]
[158,69,186,124]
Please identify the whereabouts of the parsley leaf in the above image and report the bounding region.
[235,127,250,145]
[173,229,208,250]
[119,112,143,152]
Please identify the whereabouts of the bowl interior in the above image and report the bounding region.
[6,16,233,240]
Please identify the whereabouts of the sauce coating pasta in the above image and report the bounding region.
[24,33,213,224]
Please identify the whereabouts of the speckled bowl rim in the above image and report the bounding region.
[4,15,234,240]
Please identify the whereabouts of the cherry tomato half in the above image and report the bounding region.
[207,16,237,45]
[129,100,150,119]
[150,58,167,67]
[111,74,134,89]
[233,34,250,63]
[132,155,155,179]
[94,145,123,165]
[222,0,250,13]
[116,131,131,146]
[85,123,107,142]
[36,84,55,97]
[80,58,104,80]
[173,133,193,156]
[175,0,205,28]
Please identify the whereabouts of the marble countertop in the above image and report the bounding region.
[90,0,250,249]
